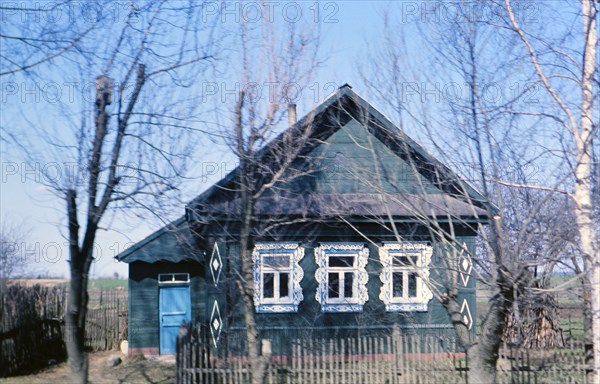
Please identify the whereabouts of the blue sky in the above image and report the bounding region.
[1,1,587,279]
[0,1,397,278]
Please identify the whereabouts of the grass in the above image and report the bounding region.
[13,278,128,290]
[560,315,585,340]
[88,279,128,290]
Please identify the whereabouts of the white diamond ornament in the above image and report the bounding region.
[210,300,222,347]
[460,298,473,330]
[210,243,222,287]
[458,243,472,287]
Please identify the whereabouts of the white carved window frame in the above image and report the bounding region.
[253,242,304,313]
[378,242,433,312]
[315,243,369,313]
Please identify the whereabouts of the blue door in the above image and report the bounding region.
[159,286,191,354]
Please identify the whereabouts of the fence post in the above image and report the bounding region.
[464,348,469,384]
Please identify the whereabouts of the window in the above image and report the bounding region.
[315,243,369,312]
[253,243,304,313]
[158,273,190,284]
[378,243,433,311]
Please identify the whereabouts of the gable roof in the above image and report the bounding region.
[115,217,202,264]
[186,84,492,224]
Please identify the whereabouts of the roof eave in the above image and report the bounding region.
[115,217,187,263]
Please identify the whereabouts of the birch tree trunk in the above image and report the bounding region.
[577,2,599,381]
[505,0,599,380]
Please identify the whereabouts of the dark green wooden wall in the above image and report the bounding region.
[128,261,206,352]
[275,118,440,195]
[219,228,477,337]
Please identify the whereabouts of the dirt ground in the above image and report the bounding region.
[0,351,175,384]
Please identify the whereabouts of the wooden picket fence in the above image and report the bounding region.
[176,325,590,384]
[0,284,128,377]
[85,288,128,351]
[0,284,65,377]
[496,340,589,383]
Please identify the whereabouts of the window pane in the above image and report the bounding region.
[263,273,275,298]
[392,272,403,297]
[344,272,354,298]
[279,273,289,298]
[173,273,189,282]
[392,255,418,266]
[329,256,354,267]
[408,273,417,297]
[328,272,340,298]
[159,274,172,282]
[263,254,290,268]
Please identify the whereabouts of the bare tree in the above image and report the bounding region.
[356,2,597,382]
[230,24,320,384]
[0,2,101,148]
[333,96,521,383]
[0,1,97,77]
[187,13,321,384]
[3,2,218,382]
[501,191,574,348]
[503,1,599,381]
[0,217,29,286]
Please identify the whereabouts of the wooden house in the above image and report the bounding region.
[116,85,489,355]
